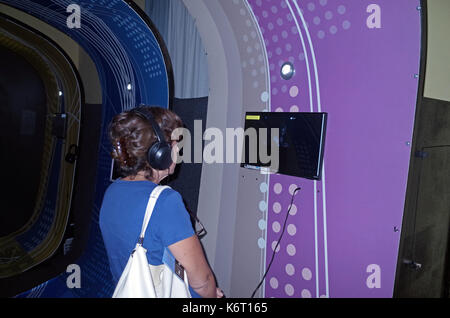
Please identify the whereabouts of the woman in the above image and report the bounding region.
[99,106,222,298]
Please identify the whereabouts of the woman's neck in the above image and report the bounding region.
[122,170,167,184]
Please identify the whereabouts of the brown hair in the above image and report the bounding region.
[108,106,183,181]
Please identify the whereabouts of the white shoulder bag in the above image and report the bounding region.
[112,185,192,298]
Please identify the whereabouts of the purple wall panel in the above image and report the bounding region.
[247,0,421,297]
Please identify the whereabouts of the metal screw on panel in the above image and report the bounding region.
[410,262,422,271]
[403,259,422,271]
[406,141,411,146]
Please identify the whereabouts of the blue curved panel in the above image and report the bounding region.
[1,0,171,297]
[2,0,169,108]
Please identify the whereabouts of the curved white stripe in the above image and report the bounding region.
[293,1,321,112]
[313,180,320,297]
[32,0,133,109]
[245,0,272,298]
[53,0,136,109]
[320,166,329,296]
[285,0,314,113]
[286,0,319,298]
[293,0,330,298]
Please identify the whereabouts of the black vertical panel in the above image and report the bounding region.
[0,46,46,236]
[166,97,208,217]
[394,0,450,298]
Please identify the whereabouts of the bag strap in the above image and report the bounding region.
[138,185,170,244]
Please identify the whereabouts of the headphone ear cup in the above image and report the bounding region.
[148,141,173,170]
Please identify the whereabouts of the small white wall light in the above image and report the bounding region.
[280,62,295,80]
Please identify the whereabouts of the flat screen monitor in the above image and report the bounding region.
[241,112,327,180]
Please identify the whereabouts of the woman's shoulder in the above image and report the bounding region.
[103,180,183,210]
[153,187,189,218]
[155,186,184,207]
[106,179,158,193]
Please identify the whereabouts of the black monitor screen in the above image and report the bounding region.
[241,112,327,180]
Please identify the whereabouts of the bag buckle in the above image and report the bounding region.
[175,260,185,280]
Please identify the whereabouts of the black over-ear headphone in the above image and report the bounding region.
[130,106,173,171]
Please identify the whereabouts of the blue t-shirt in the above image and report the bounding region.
[99,178,199,297]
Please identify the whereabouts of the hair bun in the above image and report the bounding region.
[112,136,136,167]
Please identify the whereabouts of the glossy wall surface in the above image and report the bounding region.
[246,0,421,297]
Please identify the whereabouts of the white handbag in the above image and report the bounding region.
[112,185,192,298]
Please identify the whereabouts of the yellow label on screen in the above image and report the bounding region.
[246,115,261,120]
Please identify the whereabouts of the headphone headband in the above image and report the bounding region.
[131,107,166,143]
